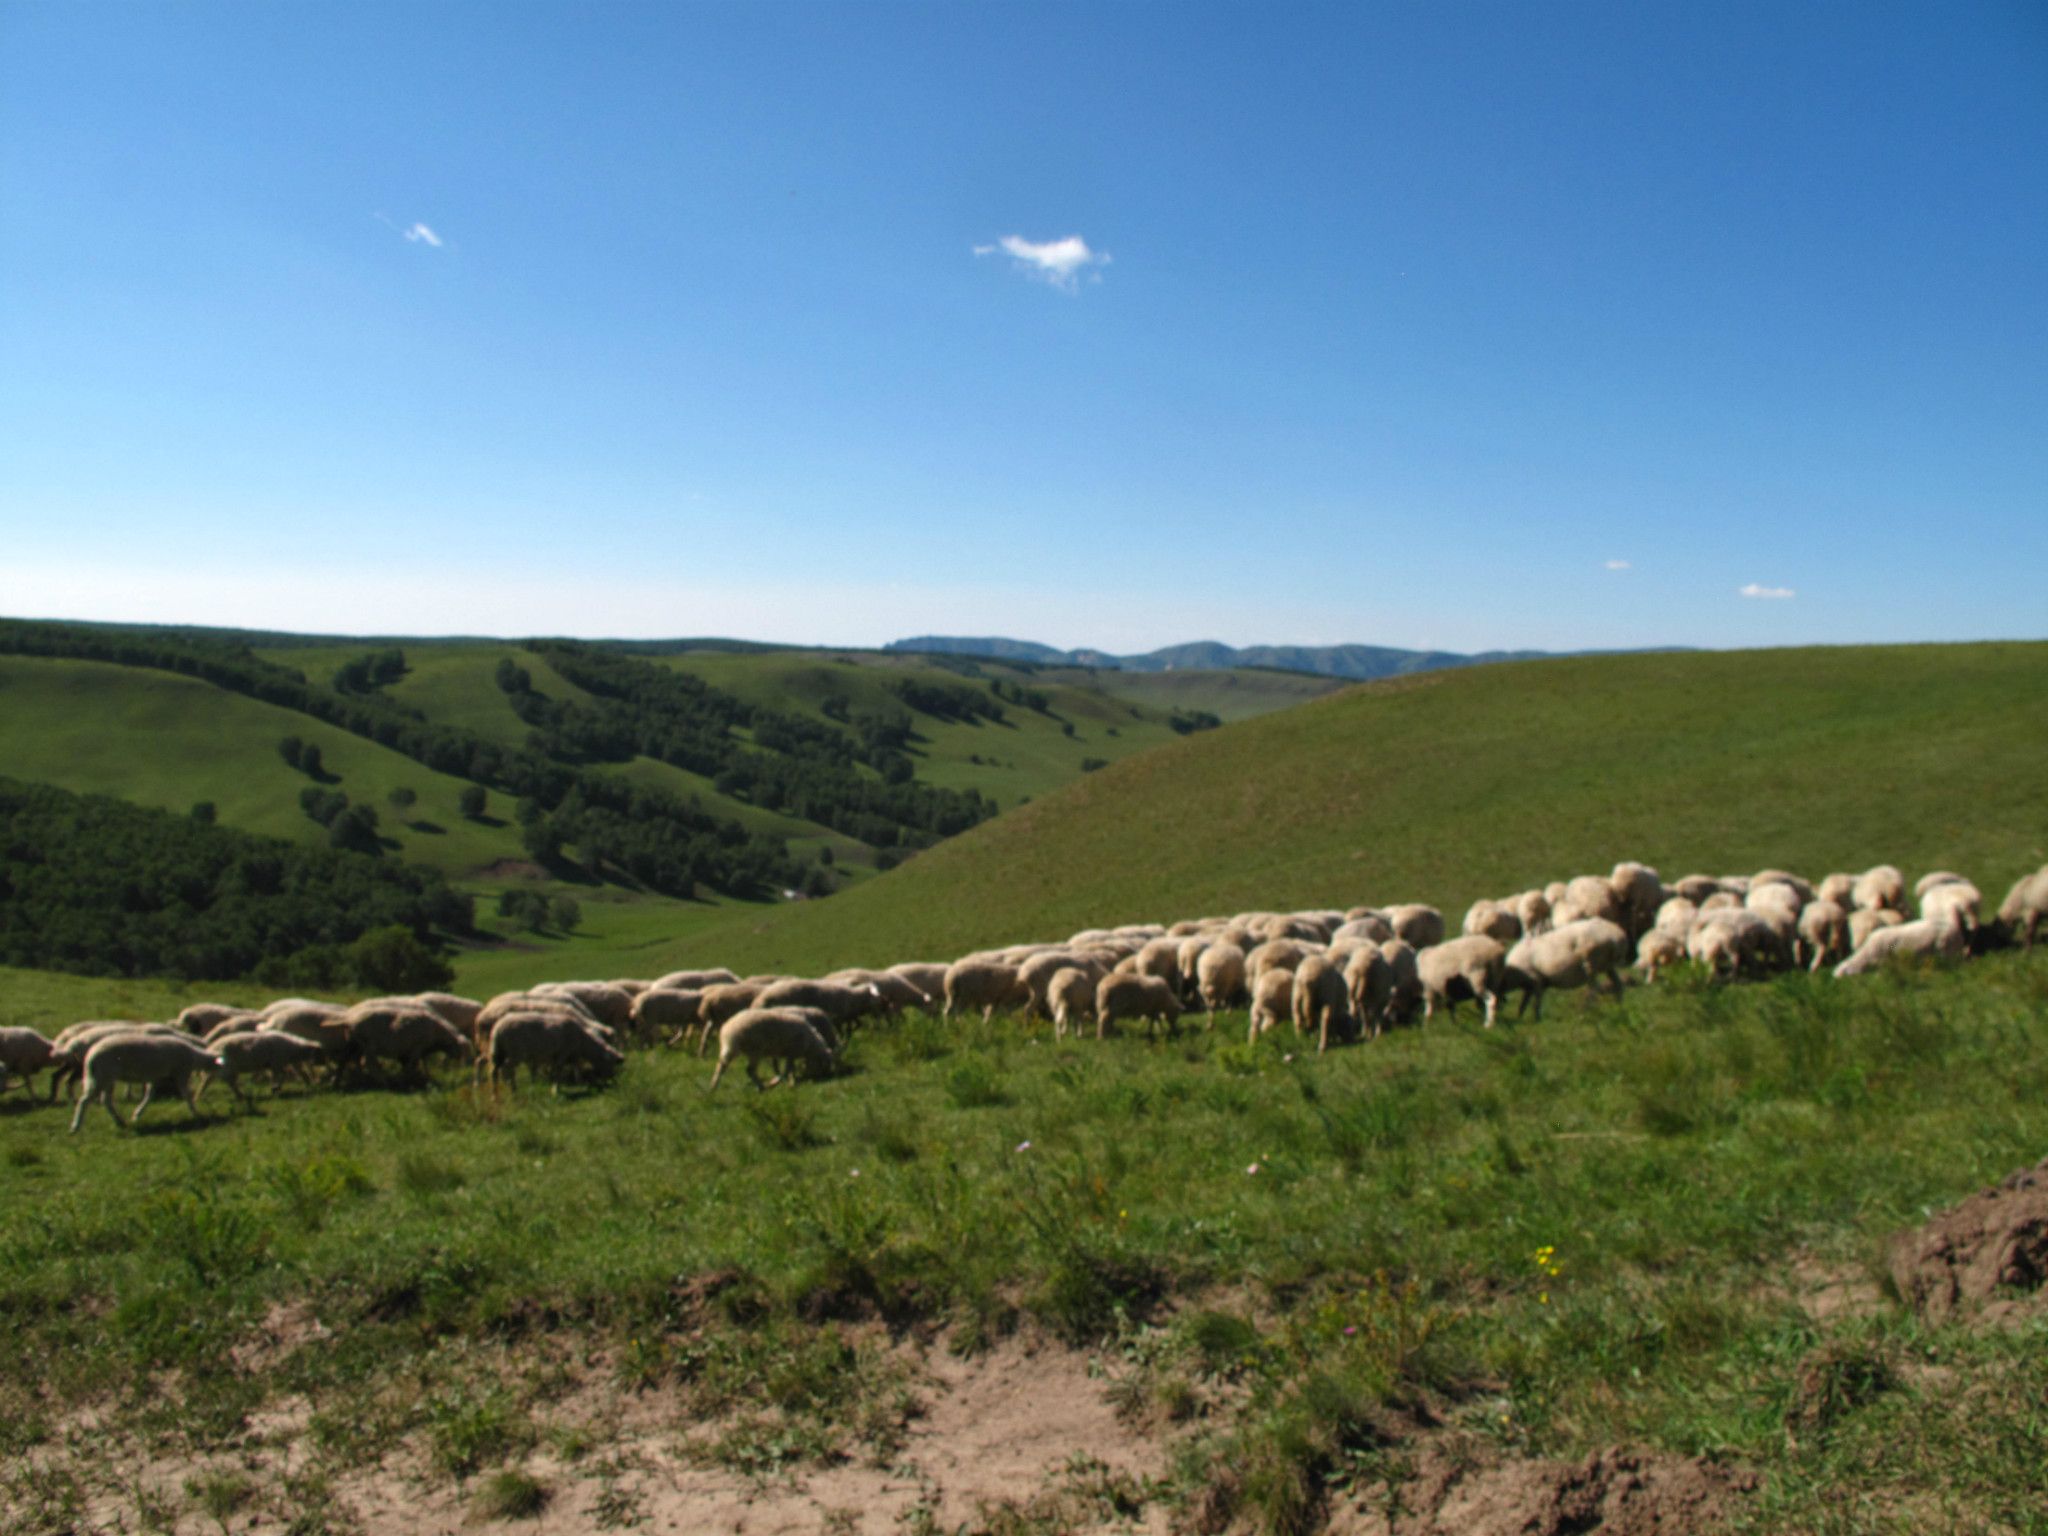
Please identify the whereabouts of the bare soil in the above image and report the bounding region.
[1888,1154,2048,1325]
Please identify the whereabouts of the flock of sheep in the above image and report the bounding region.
[4,859,2045,1131]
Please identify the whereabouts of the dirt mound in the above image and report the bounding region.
[1335,1443,1754,1536]
[1888,1155,2048,1324]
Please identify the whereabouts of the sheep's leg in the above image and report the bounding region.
[746,1057,768,1090]
[707,1054,730,1091]
[181,1075,203,1118]
[68,1085,92,1133]
[130,1081,158,1125]
[1481,988,1499,1029]
[101,1086,123,1130]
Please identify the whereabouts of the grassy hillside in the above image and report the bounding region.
[646,642,2048,976]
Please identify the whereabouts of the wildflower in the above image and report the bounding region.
[1539,1291,1549,1305]
[849,1168,860,1179]
[1343,1326,1357,1336]
[1246,1162,1261,1175]
[1015,1140,1032,1153]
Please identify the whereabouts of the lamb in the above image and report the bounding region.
[1634,929,1685,983]
[943,961,1032,1023]
[1195,942,1248,1019]
[1095,974,1183,1040]
[1997,866,2048,949]
[342,1003,471,1077]
[1461,900,1523,947]
[69,1033,225,1132]
[488,1011,625,1091]
[654,967,740,992]
[0,1027,56,1098]
[1513,889,1552,937]
[708,1007,836,1090]
[1852,865,1907,913]
[1795,899,1851,972]
[1385,904,1446,949]
[1290,954,1353,1054]
[1416,936,1507,1027]
[207,1031,327,1102]
[1247,969,1296,1042]
[1918,879,1982,938]
[1834,905,1969,977]
[1501,919,1628,1021]
[1048,968,1099,1040]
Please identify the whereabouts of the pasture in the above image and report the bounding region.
[4,952,2046,1533]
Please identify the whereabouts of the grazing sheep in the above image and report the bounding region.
[655,967,740,992]
[1750,869,1815,905]
[1096,973,1183,1040]
[1671,875,1722,905]
[754,978,885,1034]
[826,968,932,1016]
[260,1006,359,1072]
[1417,936,1508,1027]
[489,1012,624,1091]
[1247,969,1296,1042]
[1817,873,1856,908]
[1502,919,1628,1021]
[1333,914,1396,946]
[709,1007,836,1090]
[1795,899,1851,972]
[0,1027,56,1098]
[1128,937,1184,996]
[261,998,345,1021]
[1380,940,1423,1027]
[1919,879,1983,938]
[1653,897,1699,940]
[631,986,704,1045]
[1018,951,1091,1021]
[69,1033,224,1132]
[1343,945,1394,1038]
[1385,904,1446,949]
[175,1003,259,1037]
[1634,929,1685,983]
[1852,865,1907,913]
[532,981,636,1031]
[1686,909,1782,979]
[885,963,950,1010]
[1834,906,1969,976]
[1196,942,1248,1019]
[943,961,1032,1023]
[415,992,484,1036]
[1609,863,1666,937]
[1997,866,2048,949]
[1048,968,1099,1040]
[1913,870,1970,899]
[1245,938,1316,985]
[1550,876,1622,930]
[1848,906,1905,951]
[1513,889,1553,937]
[1462,899,1523,947]
[342,1003,470,1077]
[1699,891,1742,913]
[208,1031,326,1102]
[48,1022,195,1100]
[1746,881,1804,921]
[1291,954,1353,1054]
[693,982,769,1054]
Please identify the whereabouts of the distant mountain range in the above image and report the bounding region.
[884,635,1559,681]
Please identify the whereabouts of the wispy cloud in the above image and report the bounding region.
[973,233,1109,291]
[1739,582,1796,600]
[1604,559,1631,571]
[403,222,443,247]
[375,212,447,248]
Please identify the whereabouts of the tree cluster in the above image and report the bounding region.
[0,777,469,981]
[332,647,407,693]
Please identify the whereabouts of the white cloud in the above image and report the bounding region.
[1739,582,1796,600]
[1604,559,1631,571]
[404,222,443,247]
[974,233,1109,290]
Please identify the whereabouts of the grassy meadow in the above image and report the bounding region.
[3,956,2045,1532]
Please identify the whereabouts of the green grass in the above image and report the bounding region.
[2,955,2045,1531]
[646,642,2048,977]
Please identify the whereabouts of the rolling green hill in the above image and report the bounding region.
[637,641,2048,978]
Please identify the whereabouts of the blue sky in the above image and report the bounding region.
[2,1,2042,652]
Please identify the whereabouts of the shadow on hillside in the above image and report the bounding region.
[406,819,446,836]
[463,814,509,829]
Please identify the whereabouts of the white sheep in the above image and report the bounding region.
[1247,969,1296,1042]
[1848,906,1905,951]
[1816,873,1857,907]
[692,982,769,1054]
[1851,865,1906,913]
[1096,973,1183,1040]
[1048,968,1099,1040]
[709,1007,836,1090]
[1343,945,1394,1038]
[1609,862,1665,937]
[1513,889,1552,937]
[655,967,740,992]
[1332,914,1395,945]
[69,1033,224,1132]
[1997,866,2048,949]
[1913,870,1970,899]
[489,1011,625,1090]
[531,981,636,1031]
[1502,919,1628,1021]
[1634,929,1684,983]
[1686,909,1782,979]
[207,1031,327,1101]
[174,1003,260,1037]
[1834,905,1969,976]
[1196,942,1248,1019]
[1290,954,1353,1054]
[1461,899,1523,947]
[1385,904,1447,949]
[754,978,885,1033]
[631,986,704,1045]
[1795,899,1851,972]
[342,1003,471,1077]
[0,1027,56,1098]
[1653,896,1699,940]
[1918,879,1982,937]
[943,961,1032,1023]
[1550,875,1623,930]
[1416,936,1507,1027]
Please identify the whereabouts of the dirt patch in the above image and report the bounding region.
[1785,1253,1885,1324]
[1888,1155,2048,1325]
[1333,1441,1755,1536]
